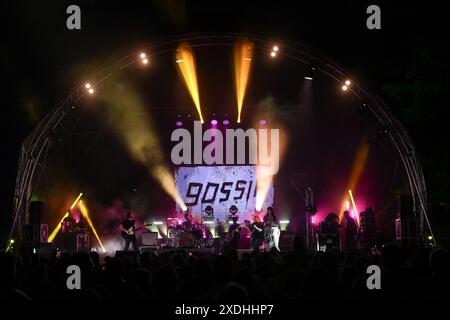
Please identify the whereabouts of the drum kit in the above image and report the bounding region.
[166,220,211,248]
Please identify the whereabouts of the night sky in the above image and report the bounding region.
[3,1,450,244]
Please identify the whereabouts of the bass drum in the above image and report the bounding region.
[179,232,193,247]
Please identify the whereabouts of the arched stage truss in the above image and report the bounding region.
[10,34,435,245]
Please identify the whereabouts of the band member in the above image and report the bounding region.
[250,215,265,252]
[182,209,193,230]
[228,216,241,250]
[119,211,137,251]
[342,210,357,252]
[264,207,280,251]
[61,209,80,233]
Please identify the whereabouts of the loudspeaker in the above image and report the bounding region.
[316,233,340,252]
[398,195,418,245]
[29,201,44,225]
[139,246,158,253]
[40,224,48,243]
[115,251,139,262]
[23,224,48,245]
[76,233,90,252]
[142,232,158,246]
[279,231,295,251]
[395,218,402,240]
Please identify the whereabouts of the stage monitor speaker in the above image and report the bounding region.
[279,231,295,251]
[317,233,340,252]
[115,251,139,262]
[29,201,44,225]
[142,232,158,246]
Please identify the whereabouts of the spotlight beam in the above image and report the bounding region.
[48,192,83,243]
[234,40,254,123]
[100,76,187,211]
[339,141,369,221]
[176,44,204,123]
[348,190,360,227]
[78,200,106,253]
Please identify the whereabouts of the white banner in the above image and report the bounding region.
[174,166,274,222]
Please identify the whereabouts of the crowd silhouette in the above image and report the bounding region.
[1,239,449,300]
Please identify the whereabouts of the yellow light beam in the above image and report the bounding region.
[48,192,83,243]
[78,200,106,253]
[339,141,369,221]
[176,43,204,123]
[348,189,360,226]
[100,77,187,211]
[234,40,254,123]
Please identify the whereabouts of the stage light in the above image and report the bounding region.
[88,88,94,94]
[345,80,351,86]
[140,52,146,59]
[211,119,218,125]
[204,221,215,225]
[229,221,234,224]
[10,239,14,244]
[273,45,279,52]
[85,83,91,89]
[345,200,351,210]
[48,192,83,243]
[142,58,149,64]
[234,40,254,123]
[223,120,230,125]
[153,221,163,225]
[78,200,106,253]
[270,51,277,58]
[304,66,315,80]
[279,220,290,224]
[176,121,183,127]
[259,119,267,125]
[175,43,204,123]
[358,101,368,112]
[348,190,361,226]
[428,235,433,240]
[342,85,348,91]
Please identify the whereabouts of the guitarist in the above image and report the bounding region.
[119,211,137,251]
[228,216,241,250]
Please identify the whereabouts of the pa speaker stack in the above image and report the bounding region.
[28,201,48,244]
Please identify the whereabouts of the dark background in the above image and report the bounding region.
[2,1,450,245]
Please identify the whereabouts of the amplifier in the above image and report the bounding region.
[142,232,158,246]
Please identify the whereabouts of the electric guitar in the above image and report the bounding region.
[121,224,152,239]
[228,220,251,239]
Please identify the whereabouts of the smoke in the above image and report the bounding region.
[253,96,289,211]
[98,77,186,210]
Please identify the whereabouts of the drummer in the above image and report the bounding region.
[182,209,193,230]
